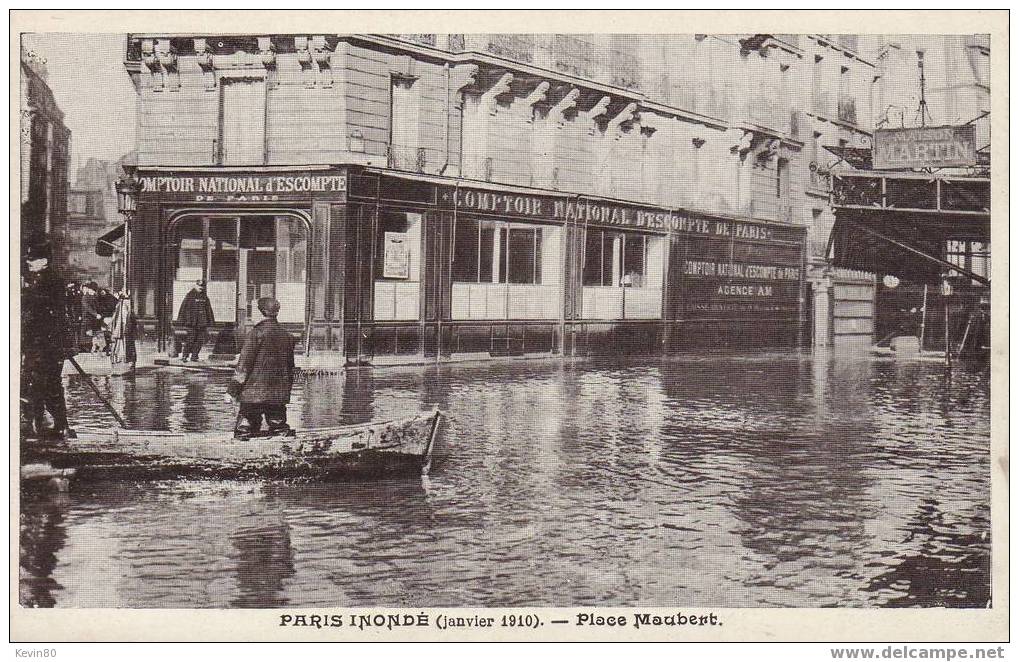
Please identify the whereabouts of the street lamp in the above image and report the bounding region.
[115,166,140,216]
[115,166,140,294]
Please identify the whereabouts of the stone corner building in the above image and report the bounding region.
[121,33,903,364]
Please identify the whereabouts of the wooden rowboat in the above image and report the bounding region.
[20,410,443,483]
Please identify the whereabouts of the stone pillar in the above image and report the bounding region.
[811,269,833,348]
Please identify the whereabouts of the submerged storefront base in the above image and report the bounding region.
[123,165,807,367]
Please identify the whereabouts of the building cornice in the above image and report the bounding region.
[124,32,732,131]
[357,34,732,131]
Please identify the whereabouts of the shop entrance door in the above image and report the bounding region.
[238,219,276,333]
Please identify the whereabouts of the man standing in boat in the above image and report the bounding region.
[229,297,297,438]
[175,279,215,362]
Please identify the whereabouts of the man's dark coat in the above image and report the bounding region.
[234,318,296,405]
[176,289,215,328]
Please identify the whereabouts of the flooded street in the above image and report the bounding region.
[20,353,990,609]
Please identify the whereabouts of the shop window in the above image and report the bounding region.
[239,218,281,323]
[373,211,422,321]
[507,227,542,284]
[451,218,562,320]
[452,216,480,283]
[172,217,207,324]
[171,214,309,327]
[582,228,665,320]
[208,217,239,323]
[276,216,308,323]
[478,222,506,283]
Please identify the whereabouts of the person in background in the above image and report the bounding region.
[21,234,76,439]
[96,287,118,355]
[65,282,84,351]
[228,297,296,439]
[109,291,137,367]
[175,279,215,362]
[81,281,105,353]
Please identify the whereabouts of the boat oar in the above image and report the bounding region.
[66,356,127,428]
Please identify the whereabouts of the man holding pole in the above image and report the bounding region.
[21,234,76,439]
[228,297,297,439]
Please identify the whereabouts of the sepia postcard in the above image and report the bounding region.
[10,9,1008,646]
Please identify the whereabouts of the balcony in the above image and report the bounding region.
[387,144,430,174]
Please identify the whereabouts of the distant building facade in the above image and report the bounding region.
[20,44,70,249]
[63,157,131,286]
[119,33,987,363]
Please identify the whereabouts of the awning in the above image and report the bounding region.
[823,145,873,170]
[828,211,989,285]
[95,224,125,257]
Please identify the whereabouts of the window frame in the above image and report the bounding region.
[218,75,268,166]
[453,216,552,286]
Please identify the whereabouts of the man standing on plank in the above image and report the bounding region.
[229,297,296,439]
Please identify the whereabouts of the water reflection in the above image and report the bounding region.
[864,498,991,608]
[24,354,990,608]
[19,491,68,608]
[231,518,295,608]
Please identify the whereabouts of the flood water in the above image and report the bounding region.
[20,353,991,608]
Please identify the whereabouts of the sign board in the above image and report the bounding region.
[137,171,347,202]
[444,187,803,242]
[382,232,411,279]
[872,125,977,170]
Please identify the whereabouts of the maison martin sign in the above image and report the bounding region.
[872,125,977,170]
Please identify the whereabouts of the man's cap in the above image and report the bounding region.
[195,279,206,287]
[257,297,281,317]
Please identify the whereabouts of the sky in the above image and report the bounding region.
[22,33,137,174]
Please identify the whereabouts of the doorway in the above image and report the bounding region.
[170,213,310,350]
